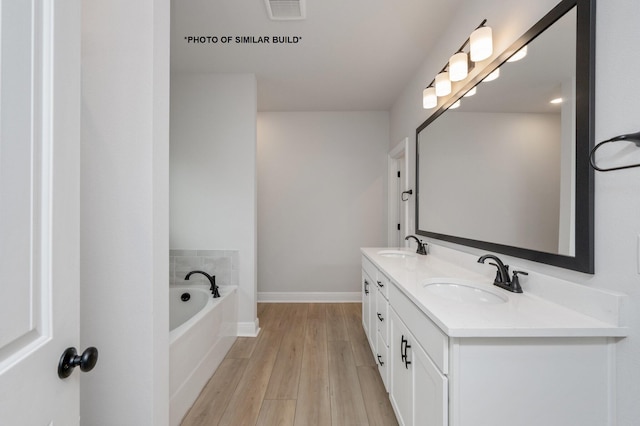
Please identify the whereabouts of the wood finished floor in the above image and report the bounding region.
[180,303,399,426]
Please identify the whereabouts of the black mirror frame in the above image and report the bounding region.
[415,0,595,274]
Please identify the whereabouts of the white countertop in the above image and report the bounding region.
[362,247,628,338]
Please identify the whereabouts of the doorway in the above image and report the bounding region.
[388,137,410,247]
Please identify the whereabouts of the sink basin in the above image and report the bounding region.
[423,278,508,304]
[377,250,416,259]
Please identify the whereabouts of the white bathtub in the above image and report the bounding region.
[169,284,237,426]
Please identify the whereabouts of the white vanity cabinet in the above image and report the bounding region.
[361,251,624,426]
[363,257,391,389]
[390,307,447,426]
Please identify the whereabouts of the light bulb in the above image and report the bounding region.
[449,100,461,109]
[470,26,493,62]
[449,52,468,82]
[463,87,477,97]
[507,45,528,62]
[435,72,451,97]
[483,68,500,82]
[423,87,437,109]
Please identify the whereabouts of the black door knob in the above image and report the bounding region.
[58,346,99,379]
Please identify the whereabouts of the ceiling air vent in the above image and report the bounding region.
[264,0,306,20]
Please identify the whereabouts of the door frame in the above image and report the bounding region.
[387,137,410,247]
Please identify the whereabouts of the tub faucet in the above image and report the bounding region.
[185,270,220,298]
[477,254,526,293]
[405,235,428,255]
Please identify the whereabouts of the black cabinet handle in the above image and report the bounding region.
[400,335,411,369]
[377,354,384,366]
[404,341,412,369]
[364,280,369,295]
[377,312,384,322]
[377,280,384,288]
[400,335,407,361]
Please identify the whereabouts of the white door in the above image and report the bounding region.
[0,0,83,425]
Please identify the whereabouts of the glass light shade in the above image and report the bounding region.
[449,100,461,109]
[435,72,451,96]
[463,87,477,97]
[483,68,500,82]
[422,87,437,109]
[470,26,493,62]
[507,45,528,62]
[449,52,468,82]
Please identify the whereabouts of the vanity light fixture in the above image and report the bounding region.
[483,68,500,82]
[421,19,493,109]
[435,71,452,96]
[463,87,477,97]
[423,86,437,109]
[449,100,461,109]
[470,22,493,62]
[507,45,528,62]
[449,51,468,81]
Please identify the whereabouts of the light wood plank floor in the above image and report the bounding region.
[181,303,398,426]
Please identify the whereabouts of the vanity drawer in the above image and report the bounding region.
[362,256,378,283]
[389,283,449,374]
[376,331,389,391]
[375,271,390,300]
[376,288,389,346]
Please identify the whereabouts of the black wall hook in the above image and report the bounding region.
[401,189,413,201]
[589,131,640,172]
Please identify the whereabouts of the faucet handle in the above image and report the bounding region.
[510,270,528,293]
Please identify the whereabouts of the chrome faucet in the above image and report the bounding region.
[477,254,527,293]
[185,270,220,298]
[405,235,428,255]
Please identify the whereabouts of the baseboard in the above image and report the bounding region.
[237,319,260,337]
[258,291,361,303]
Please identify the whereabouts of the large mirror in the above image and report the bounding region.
[416,0,594,273]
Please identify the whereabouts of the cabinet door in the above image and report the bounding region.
[390,309,413,426]
[390,308,448,426]
[363,270,378,353]
[413,337,448,426]
[362,270,372,340]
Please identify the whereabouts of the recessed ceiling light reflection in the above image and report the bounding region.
[550,98,563,104]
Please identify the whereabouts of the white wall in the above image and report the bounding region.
[257,112,389,298]
[80,0,170,424]
[170,73,258,335]
[390,0,640,424]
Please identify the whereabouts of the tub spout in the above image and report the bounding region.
[185,270,220,298]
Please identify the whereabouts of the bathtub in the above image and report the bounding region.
[169,284,237,426]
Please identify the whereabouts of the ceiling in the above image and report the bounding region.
[171,0,464,111]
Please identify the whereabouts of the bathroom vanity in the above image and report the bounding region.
[362,247,626,426]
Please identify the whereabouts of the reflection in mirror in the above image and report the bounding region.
[416,0,594,273]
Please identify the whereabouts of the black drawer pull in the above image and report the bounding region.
[377,280,384,287]
[400,335,412,369]
[377,354,384,366]
[377,312,384,322]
